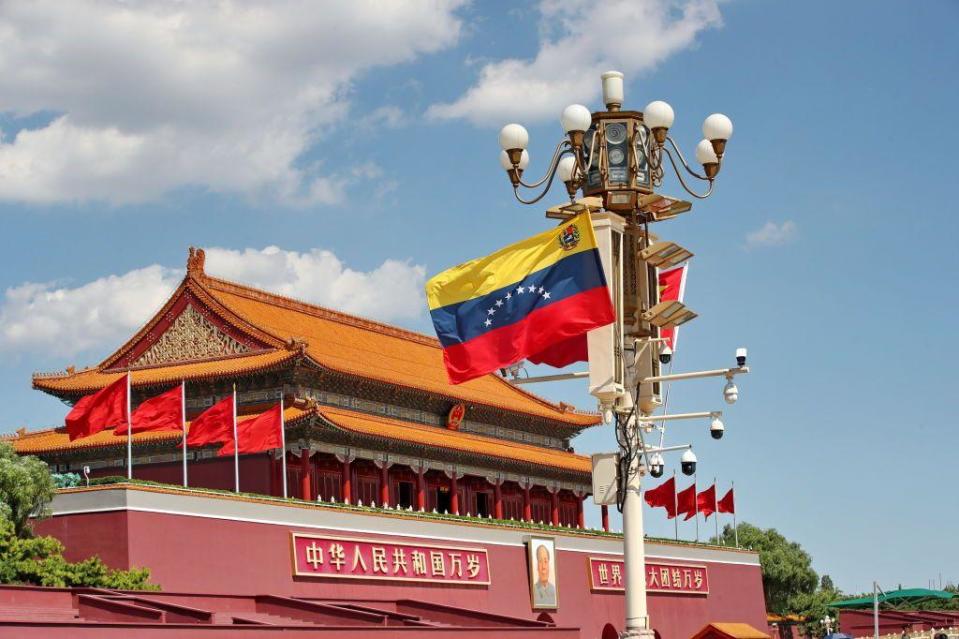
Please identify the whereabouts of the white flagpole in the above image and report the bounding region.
[181,380,188,488]
[280,395,287,499]
[672,470,678,541]
[693,474,699,542]
[126,372,132,480]
[232,384,239,493]
[713,476,719,542]
[732,481,739,548]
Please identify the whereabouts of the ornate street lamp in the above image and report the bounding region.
[496,72,744,639]
[497,70,732,211]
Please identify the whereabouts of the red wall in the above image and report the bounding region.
[37,507,767,639]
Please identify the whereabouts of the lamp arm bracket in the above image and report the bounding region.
[516,140,570,189]
[662,145,715,200]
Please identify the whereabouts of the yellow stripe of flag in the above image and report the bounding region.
[426,212,599,310]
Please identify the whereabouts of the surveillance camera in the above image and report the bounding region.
[681,449,697,476]
[659,344,672,365]
[736,347,748,367]
[649,453,665,478]
[723,380,738,405]
[710,416,725,440]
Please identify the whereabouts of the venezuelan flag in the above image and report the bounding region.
[426,212,614,385]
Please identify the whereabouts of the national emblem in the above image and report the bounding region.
[558,223,581,251]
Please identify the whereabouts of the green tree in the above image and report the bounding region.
[820,575,835,592]
[0,443,55,537]
[714,522,819,616]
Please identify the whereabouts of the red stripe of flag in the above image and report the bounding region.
[442,286,613,384]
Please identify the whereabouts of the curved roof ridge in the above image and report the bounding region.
[201,273,440,348]
[201,272,599,422]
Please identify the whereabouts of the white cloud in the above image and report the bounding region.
[203,246,426,321]
[0,1,463,205]
[745,220,798,249]
[0,247,426,358]
[428,0,722,125]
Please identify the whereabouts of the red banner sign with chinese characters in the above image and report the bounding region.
[588,558,708,594]
[290,533,491,586]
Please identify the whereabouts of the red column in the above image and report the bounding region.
[551,490,560,526]
[494,481,503,520]
[523,485,532,522]
[601,504,610,532]
[416,467,426,512]
[300,449,312,501]
[379,464,390,507]
[341,458,352,505]
[577,495,585,528]
[450,473,459,515]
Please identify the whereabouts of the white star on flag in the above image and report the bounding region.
[495,299,503,307]
[542,291,551,299]
[517,286,525,294]
[484,318,492,327]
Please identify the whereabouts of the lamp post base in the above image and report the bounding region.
[622,626,657,639]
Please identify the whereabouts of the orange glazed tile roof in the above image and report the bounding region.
[33,250,599,428]
[201,274,598,428]
[316,405,591,475]
[32,349,298,394]
[8,407,310,455]
[8,404,589,475]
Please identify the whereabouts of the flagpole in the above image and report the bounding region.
[713,476,719,543]
[280,395,288,499]
[232,384,239,493]
[693,474,699,543]
[181,380,188,488]
[672,470,678,541]
[732,481,738,548]
[126,372,132,480]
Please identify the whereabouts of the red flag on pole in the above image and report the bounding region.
[218,404,282,457]
[677,482,697,520]
[717,488,735,514]
[644,477,677,518]
[116,385,183,435]
[186,395,234,447]
[697,484,717,519]
[65,376,128,441]
[658,265,688,351]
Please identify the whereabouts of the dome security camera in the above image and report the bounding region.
[723,380,738,405]
[649,453,665,478]
[659,344,672,365]
[710,416,725,440]
[736,347,748,367]
[681,449,697,476]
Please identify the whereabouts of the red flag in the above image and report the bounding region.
[526,333,589,368]
[644,477,677,518]
[186,395,234,447]
[717,488,735,514]
[116,385,182,435]
[65,375,128,441]
[677,482,697,520]
[658,265,688,351]
[218,404,282,457]
[697,484,717,519]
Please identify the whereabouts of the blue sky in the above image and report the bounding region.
[1,1,957,594]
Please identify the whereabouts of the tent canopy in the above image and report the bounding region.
[829,589,955,609]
